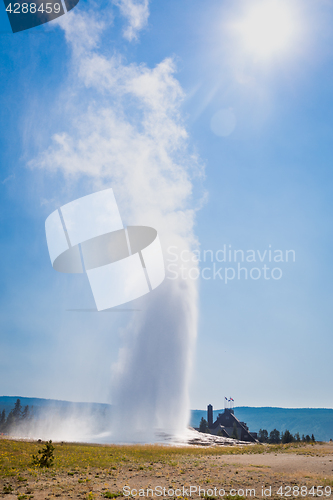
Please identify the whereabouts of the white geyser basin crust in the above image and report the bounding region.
[45,188,165,310]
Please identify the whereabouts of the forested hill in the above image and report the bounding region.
[191,407,333,442]
[1,397,332,442]
[0,396,110,416]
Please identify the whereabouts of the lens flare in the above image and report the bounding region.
[235,0,297,59]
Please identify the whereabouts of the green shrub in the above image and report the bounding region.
[104,492,123,498]
[32,440,55,468]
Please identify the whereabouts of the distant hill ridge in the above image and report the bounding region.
[1,397,332,442]
[191,407,333,442]
[0,396,109,411]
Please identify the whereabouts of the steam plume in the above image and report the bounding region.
[31,4,203,441]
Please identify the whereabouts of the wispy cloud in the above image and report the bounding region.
[113,0,149,41]
[2,174,15,184]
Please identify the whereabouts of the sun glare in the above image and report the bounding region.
[235,0,297,59]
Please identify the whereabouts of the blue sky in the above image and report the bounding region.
[0,0,333,411]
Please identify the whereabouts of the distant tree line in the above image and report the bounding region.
[0,399,34,434]
[198,418,316,443]
[199,417,209,433]
[258,428,315,444]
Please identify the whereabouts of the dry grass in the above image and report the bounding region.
[1,439,332,477]
[0,439,332,499]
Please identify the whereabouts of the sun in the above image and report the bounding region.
[234,0,297,59]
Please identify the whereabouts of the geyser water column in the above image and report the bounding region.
[111,258,198,442]
[44,187,196,441]
[45,188,165,310]
[32,7,201,441]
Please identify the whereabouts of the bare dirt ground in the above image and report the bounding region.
[1,441,332,500]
